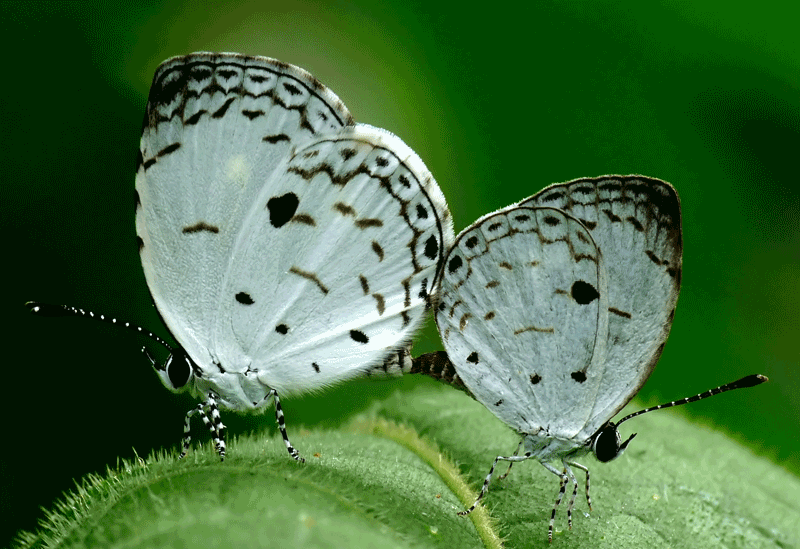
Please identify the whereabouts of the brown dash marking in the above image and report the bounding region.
[355,218,383,229]
[289,266,329,294]
[514,325,555,335]
[291,214,316,226]
[182,221,220,234]
[608,307,632,319]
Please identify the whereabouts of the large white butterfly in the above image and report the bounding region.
[29,52,454,462]
[413,176,766,541]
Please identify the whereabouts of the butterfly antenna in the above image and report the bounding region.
[616,374,768,427]
[25,301,174,352]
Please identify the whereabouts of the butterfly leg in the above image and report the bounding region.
[178,394,226,461]
[562,464,579,531]
[179,403,204,459]
[267,389,304,463]
[459,451,532,516]
[497,440,523,480]
[541,462,571,544]
[206,392,227,460]
[567,461,592,511]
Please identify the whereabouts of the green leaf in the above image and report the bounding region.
[13,379,799,548]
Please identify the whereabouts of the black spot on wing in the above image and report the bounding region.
[267,193,299,228]
[424,235,439,260]
[571,371,587,383]
[283,82,302,96]
[465,236,479,249]
[448,255,463,274]
[571,280,599,304]
[543,215,561,226]
[467,352,479,364]
[312,362,320,373]
[530,374,541,385]
[235,292,254,305]
[416,203,428,219]
[275,324,289,334]
[350,330,369,344]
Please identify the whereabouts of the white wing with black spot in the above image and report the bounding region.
[214,124,452,395]
[521,176,682,439]
[435,206,609,436]
[136,53,453,398]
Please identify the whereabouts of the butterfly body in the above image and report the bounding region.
[426,176,684,537]
[31,52,453,461]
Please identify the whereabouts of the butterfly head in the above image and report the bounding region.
[591,422,637,463]
[147,347,194,393]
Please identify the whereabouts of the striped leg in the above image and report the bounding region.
[178,393,227,461]
[568,461,592,511]
[542,462,571,544]
[563,464,579,531]
[179,403,205,459]
[498,440,523,480]
[459,451,533,516]
[206,393,227,460]
[268,389,304,463]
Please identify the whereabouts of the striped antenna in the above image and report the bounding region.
[616,374,768,427]
[25,301,174,352]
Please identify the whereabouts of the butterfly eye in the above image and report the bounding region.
[592,424,637,463]
[162,351,193,391]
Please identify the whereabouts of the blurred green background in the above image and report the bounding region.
[3,1,798,545]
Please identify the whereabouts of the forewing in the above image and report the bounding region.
[523,176,682,436]
[135,53,353,363]
[435,206,607,436]
[213,124,454,395]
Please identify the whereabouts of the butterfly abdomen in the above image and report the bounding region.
[410,351,474,397]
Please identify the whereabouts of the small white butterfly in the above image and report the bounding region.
[413,175,766,542]
[28,52,454,462]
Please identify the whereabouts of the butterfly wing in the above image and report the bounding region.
[522,176,682,438]
[136,53,353,365]
[213,124,454,395]
[435,206,608,436]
